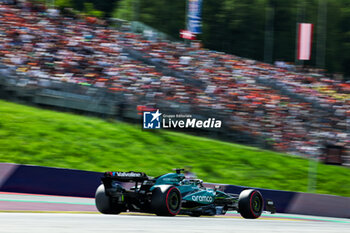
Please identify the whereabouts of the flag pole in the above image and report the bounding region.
[316,0,327,70]
[295,0,306,67]
[264,2,274,64]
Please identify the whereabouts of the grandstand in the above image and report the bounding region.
[0,2,348,165]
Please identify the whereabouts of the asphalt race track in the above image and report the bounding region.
[1,213,350,233]
[0,192,349,233]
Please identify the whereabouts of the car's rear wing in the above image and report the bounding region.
[102,171,149,182]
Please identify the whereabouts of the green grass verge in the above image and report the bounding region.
[0,100,349,196]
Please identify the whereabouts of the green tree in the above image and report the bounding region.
[113,0,134,21]
[83,2,104,18]
[338,1,350,77]
[55,0,73,9]
[71,0,119,17]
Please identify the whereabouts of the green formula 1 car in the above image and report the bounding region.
[95,169,275,218]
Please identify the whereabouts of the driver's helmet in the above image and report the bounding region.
[184,166,197,179]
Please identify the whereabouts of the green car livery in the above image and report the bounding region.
[95,169,275,218]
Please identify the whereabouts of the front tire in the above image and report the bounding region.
[238,189,264,219]
[95,184,122,214]
[151,185,182,216]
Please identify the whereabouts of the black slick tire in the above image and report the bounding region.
[95,184,122,214]
[151,185,182,216]
[238,189,264,219]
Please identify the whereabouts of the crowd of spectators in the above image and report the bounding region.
[119,19,349,158]
[121,31,349,114]
[0,2,348,159]
[0,2,202,104]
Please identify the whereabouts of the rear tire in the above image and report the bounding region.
[238,189,264,219]
[95,184,122,214]
[151,185,182,216]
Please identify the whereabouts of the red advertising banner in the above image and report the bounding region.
[180,30,196,40]
[297,23,314,60]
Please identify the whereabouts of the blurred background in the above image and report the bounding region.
[0,0,349,197]
[32,0,350,79]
